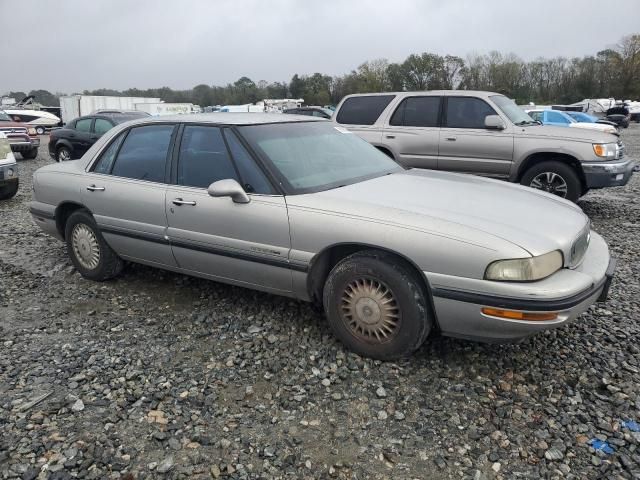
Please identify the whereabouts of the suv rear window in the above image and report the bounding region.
[336,95,395,125]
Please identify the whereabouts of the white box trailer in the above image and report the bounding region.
[59,95,161,124]
[134,103,197,116]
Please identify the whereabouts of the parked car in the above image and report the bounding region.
[29,114,615,360]
[283,107,334,119]
[564,111,619,129]
[0,110,40,159]
[0,132,19,200]
[49,111,149,162]
[333,91,635,202]
[526,109,619,135]
[604,105,630,129]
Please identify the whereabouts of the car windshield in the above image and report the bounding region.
[238,121,402,194]
[490,95,536,125]
[0,111,12,121]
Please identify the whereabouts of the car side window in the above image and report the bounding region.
[92,132,126,174]
[94,118,113,136]
[111,125,174,182]
[224,129,275,194]
[547,111,569,124]
[529,111,542,122]
[178,126,239,188]
[76,118,93,132]
[389,96,441,127]
[336,95,395,125]
[445,97,497,129]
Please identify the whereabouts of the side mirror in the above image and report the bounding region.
[484,115,505,130]
[207,179,250,204]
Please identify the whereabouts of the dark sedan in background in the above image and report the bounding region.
[283,106,334,119]
[49,111,148,162]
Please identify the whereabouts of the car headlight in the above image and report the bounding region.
[485,250,563,281]
[593,143,618,159]
[28,127,37,135]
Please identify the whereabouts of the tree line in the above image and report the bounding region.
[4,34,639,108]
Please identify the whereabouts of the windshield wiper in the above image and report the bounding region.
[514,120,537,126]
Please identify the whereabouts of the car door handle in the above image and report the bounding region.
[385,134,396,139]
[445,136,457,141]
[86,185,105,191]
[172,198,197,206]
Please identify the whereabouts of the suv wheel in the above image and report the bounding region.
[22,148,38,160]
[35,126,45,135]
[323,250,432,360]
[57,146,71,162]
[520,161,581,202]
[0,180,19,200]
[65,210,124,281]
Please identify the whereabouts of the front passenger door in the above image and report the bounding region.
[73,118,95,158]
[438,96,514,177]
[165,125,293,294]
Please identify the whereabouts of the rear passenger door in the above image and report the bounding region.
[381,96,441,169]
[82,124,177,267]
[438,96,513,177]
[334,95,395,146]
[165,125,293,294]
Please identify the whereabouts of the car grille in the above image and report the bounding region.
[617,140,625,159]
[569,226,590,268]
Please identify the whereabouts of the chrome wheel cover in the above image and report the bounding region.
[71,224,100,270]
[530,172,568,197]
[58,149,70,162]
[341,277,400,343]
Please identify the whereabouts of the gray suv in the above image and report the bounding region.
[333,91,636,202]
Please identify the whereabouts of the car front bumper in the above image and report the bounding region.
[8,140,37,152]
[582,158,635,188]
[0,162,19,186]
[426,231,614,342]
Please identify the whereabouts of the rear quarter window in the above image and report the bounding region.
[336,95,395,125]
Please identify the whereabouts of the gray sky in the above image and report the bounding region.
[2,0,639,93]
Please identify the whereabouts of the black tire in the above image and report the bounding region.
[0,180,19,200]
[323,250,432,360]
[22,148,38,160]
[64,210,124,281]
[520,161,582,202]
[36,126,45,135]
[57,146,71,162]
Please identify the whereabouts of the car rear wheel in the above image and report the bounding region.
[22,148,38,160]
[520,161,581,202]
[65,210,124,281]
[323,250,432,360]
[0,180,19,200]
[57,147,71,162]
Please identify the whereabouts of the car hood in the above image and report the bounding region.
[569,122,618,134]
[514,124,617,143]
[289,169,589,260]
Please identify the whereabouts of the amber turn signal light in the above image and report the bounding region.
[481,307,558,321]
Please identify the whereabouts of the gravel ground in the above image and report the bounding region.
[1,128,639,480]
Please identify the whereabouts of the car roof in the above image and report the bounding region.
[125,112,327,126]
[343,90,503,98]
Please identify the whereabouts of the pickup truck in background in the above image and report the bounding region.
[333,90,635,202]
[0,110,40,159]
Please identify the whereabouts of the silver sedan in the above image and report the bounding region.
[29,114,615,360]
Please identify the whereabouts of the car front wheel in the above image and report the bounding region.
[0,180,19,200]
[520,161,581,202]
[65,210,124,281]
[22,148,38,160]
[323,250,432,360]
